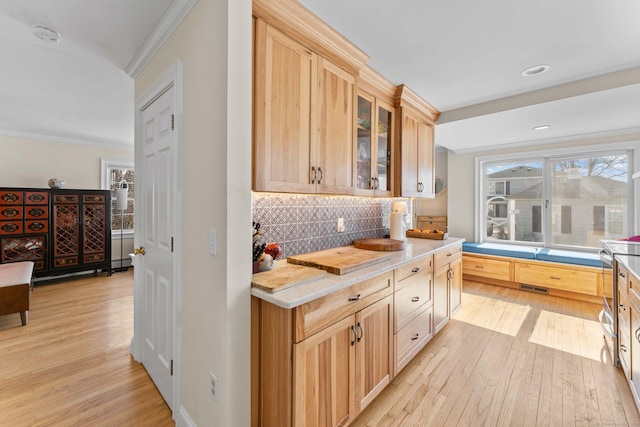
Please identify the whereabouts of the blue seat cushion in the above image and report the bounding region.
[462,242,538,260]
[535,248,603,268]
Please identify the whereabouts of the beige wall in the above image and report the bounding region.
[0,135,133,189]
[135,0,251,425]
[447,132,640,243]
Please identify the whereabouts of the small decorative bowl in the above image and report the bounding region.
[48,178,64,189]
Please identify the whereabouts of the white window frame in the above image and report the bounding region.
[101,158,135,237]
[475,144,636,250]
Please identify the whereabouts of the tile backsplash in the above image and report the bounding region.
[252,193,411,259]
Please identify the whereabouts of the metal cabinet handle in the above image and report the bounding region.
[348,294,361,302]
[311,166,317,184]
[411,267,420,273]
[318,167,323,184]
[411,333,420,341]
[351,325,357,346]
[621,344,628,353]
[134,246,145,256]
[636,328,640,343]
[549,276,561,280]
[356,322,363,342]
[619,304,627,312]
[475,265,484,269]
[411,297,420,302]
[620,272,627,278]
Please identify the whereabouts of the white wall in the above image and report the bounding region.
[134,0,251,425]
[0,135,133,188]
[414,148,448,220]
[447,132,640,242]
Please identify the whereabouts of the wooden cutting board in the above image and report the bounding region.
[287,246,391,275]
[353,238,406,251]
[252,264,327,293]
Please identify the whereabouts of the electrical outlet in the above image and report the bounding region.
[210,372,218,402]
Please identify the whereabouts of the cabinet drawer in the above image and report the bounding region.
[24,220,48,234]
[24,206,47,219]
[434,244,462,268]
[0,206,22,220]
[0,191,22,205]
[395,255,432,288]
[627,268,640,306]
[24,191,48,205]
[395,274,432,332]
[294,271,393,342]
[463,255,511,281]
[619,323,631,379]
[395,305,432,374]
[0,221,23,235]
[54,194,78,204]
[515,263,598,295]
[84,194,106,203]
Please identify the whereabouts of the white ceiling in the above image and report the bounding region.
[0,0,639,153]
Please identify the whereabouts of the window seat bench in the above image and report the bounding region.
[462,242,609,303]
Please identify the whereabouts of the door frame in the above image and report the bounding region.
[131,60,184,414]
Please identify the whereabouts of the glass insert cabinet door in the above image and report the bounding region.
[356,93,392,194]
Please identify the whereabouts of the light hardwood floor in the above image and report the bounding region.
[2,273,638,426]
[0,270,174,427]
[352,280,640,427]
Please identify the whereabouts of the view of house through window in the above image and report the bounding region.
[101,159,135,234]
[481,152,630,249]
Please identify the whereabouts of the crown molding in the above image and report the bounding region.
[125,0,198,78]
[0,128,134,151]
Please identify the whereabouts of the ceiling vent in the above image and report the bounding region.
[522,64,550,76]
[32,25,60,43]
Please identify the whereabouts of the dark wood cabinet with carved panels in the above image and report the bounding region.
[0,188,111,278]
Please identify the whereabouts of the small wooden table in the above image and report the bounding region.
[0,261,34,326]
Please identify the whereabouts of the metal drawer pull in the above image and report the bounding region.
[475,265,484,269]
[620,304,627,311]
[348,294,362,302]
[318,167,323,184]
[636,328,640,343]
[411,333,420,341]
[351,325,357,346]
[311,166,317,184]
[447,253,452,257]
[549,276,561,280]
[411,267,420,273]
[620,272,626,278]
[621,344,628,353]
[356,322,363,342]
[411,297,420,302]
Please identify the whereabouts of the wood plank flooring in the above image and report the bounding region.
[352,280,640,427]
[2,272,638,426]
[0,271,174,427]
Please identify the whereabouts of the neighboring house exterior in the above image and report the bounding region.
[486,166,628,247]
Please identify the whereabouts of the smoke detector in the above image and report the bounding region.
[32,25,60,43]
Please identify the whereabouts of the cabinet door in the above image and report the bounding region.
[631,306,640,400]
[400,111,421,198]
[356,93,374,194]
[449,257,462,315]
[433,264,449,334]
[374,100,393,196]
[355,295,393,412]
[82,194,108,264]
[417,122,435,198]
[317,58,356,195]
[52,194,80,268]
[254,20,317,193]
[293,315,355,427]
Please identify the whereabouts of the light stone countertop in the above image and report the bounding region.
[251,237,465,309]
[616,254,640,280]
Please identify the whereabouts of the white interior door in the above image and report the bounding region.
[137,84,176,408]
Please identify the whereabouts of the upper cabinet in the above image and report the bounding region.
[253,1,368,195]
[394,85,440,199]
[356,66,395,197]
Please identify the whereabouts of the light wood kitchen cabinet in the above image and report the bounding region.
[394,85,439,198]
[433,244,463,334]
[356,66,395,197]
[252,272,394,426]
[253,19,357,195]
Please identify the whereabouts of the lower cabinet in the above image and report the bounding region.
[252,272,393,427]
[433,244,463,334]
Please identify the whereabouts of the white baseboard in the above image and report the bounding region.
[176,405,197,427]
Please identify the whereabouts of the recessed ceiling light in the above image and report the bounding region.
[522,64,550,76]
[32,24,60,43]
[533,125,551,131]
